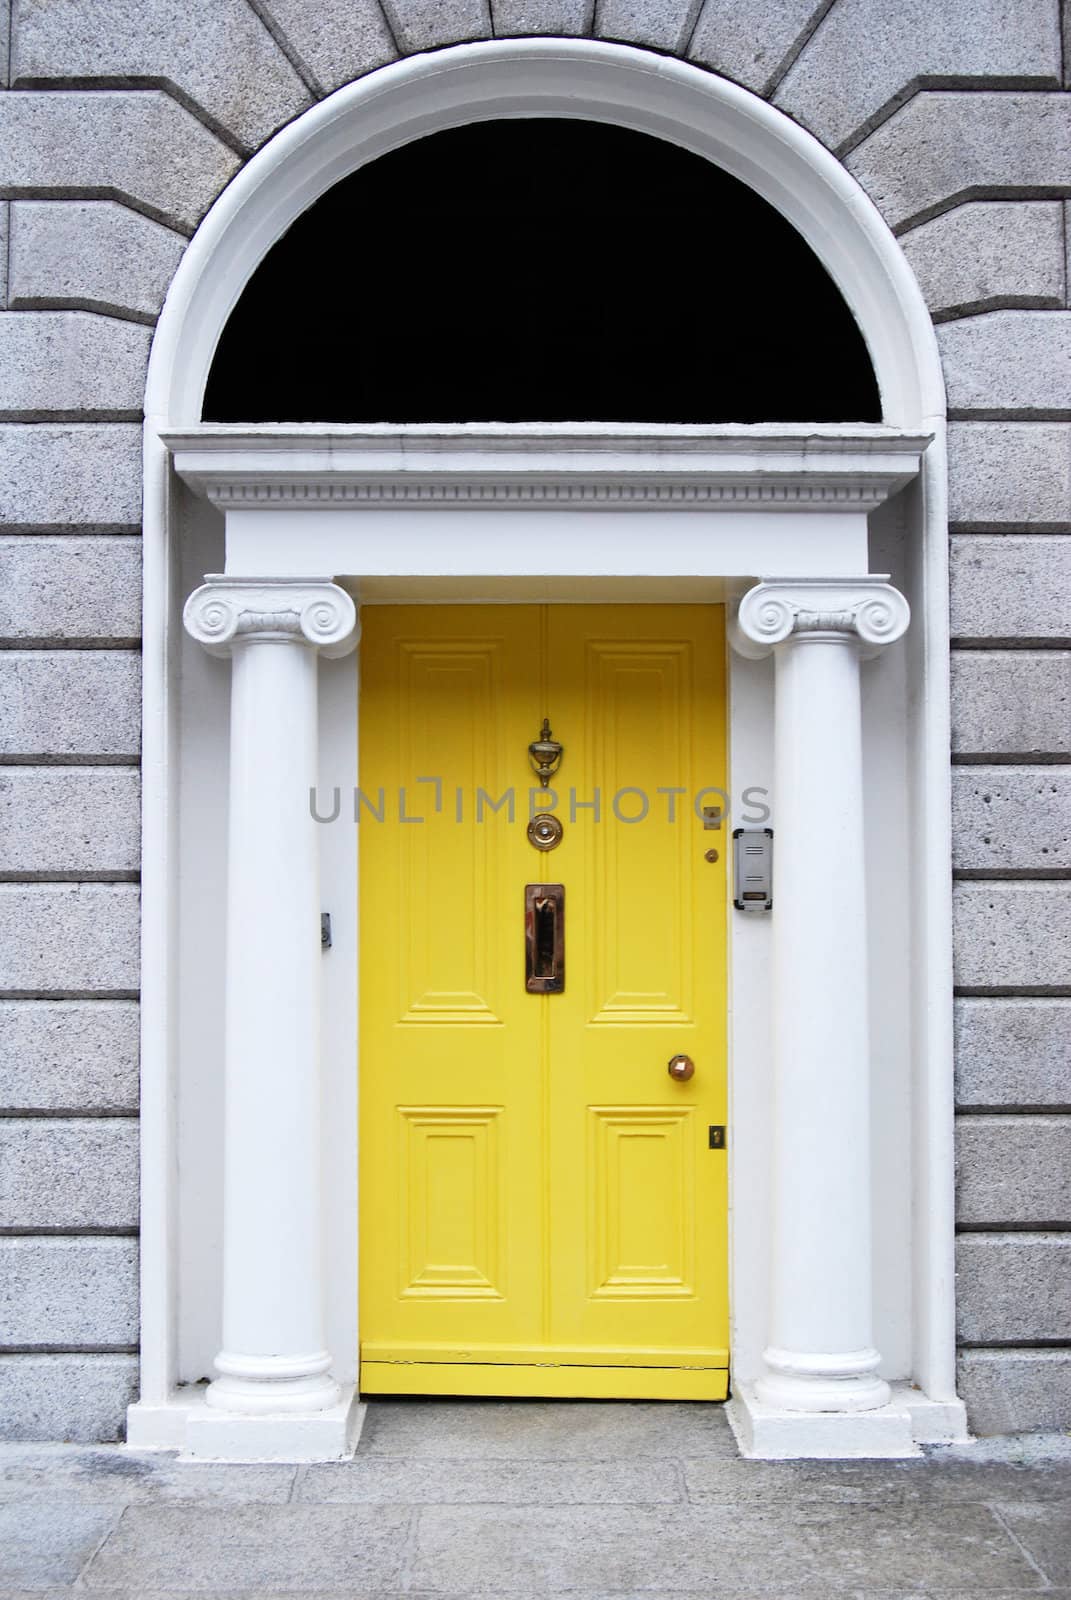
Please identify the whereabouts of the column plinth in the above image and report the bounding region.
[733,577,910,1417]
[183,576,358,1418]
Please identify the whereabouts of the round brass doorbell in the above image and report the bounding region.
[667,1053,696,1082]
[704,848,719,863]
[527,812,564,851]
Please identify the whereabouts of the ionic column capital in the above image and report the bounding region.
[183,575,359,659]
[731,577,909,661]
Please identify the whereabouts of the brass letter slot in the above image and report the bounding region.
[525,883,565,993]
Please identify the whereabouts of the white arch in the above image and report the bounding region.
[136,40,958,1442]
[146,38,944,428]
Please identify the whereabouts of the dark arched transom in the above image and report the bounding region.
[204,119,880,424]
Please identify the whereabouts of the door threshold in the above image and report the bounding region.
[360,1361,729,1400]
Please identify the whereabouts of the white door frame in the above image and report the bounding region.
[129,39,964,1460]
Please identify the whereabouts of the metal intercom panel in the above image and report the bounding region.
[733,827,773,911]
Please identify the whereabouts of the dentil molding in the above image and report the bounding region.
[164,427,931,514]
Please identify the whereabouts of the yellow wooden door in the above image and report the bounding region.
[359,604,728,1399]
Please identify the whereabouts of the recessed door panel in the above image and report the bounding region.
[359,604,728,1396]
[397,643,502,1025]
[586,642,696,1024]
[398,1107,504,1298]
[588,1106,695,1297]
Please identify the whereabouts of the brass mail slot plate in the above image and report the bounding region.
[525,883,565,993]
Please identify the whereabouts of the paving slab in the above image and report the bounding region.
[0,1415,1070,1596]
[993,1499,1071,1585]
[357,1398,738,1458]
[409,1500,1042,1591]
[0,1444,296,1504]
[299,1454,684,1503]
[10,1592,1071,1600]
[82,1504,412,1591]
[0,1500,120,1588]
[683,1451,1071,1504]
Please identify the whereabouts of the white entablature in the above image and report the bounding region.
[164,426,930,588]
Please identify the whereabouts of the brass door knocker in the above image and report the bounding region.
[528,718,563,786]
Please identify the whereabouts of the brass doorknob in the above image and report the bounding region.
[667,1053,695,1082]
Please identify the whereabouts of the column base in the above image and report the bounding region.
[757,1345,890,1413]
[127,1383,366,1461]
[727,1380,968,1459]
[206,1364,340,1416]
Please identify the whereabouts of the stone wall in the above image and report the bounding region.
[0,0,1067,1439]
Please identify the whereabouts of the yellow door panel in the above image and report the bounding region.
[545,607,728,1362]
[359,604,728,1398]
[359,606,542,1353]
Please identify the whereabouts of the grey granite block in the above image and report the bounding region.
[9,202,185,323]
[0,1119,139,1230]
[956,1115,1071,1226]
[0,536,141,644]
[938,311,1071,417]
[0,424,142,534]
[689,0,825,94]
[948,422,1071,530]
[0,884,140,995]
[597,0,699,53]
[407,1500,1038,1591]
[0,91,241,235]
[951,535,1071,644]
[0,1000,140,1112]
[0,202,7,307]
[0,1352,137,1442]
[254,0,396,94]
[955,998,1071,1109]
[847,92,1071,232]
[0,1237,138,1346]
[380,0,492,51]
[0,767,140,878]
[81,1504,411,1590]
[952,767,1071,873]
[958,1349,1071,1434]
[901,201,1066,320]
[358,1396,738,1456]
[11,0,310,153]
[0,1442,297,1500]
[951,652,1071,759]
[775,0,1060,154]
[954,883,1071,991]
[494,0,592,34]
[957,1232,1071,1343]
[0,652,140,760]
[0,1498,121,1588]
[0,311,150,421]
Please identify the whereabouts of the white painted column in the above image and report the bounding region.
[183,576,358,1418]
[734,577,910,1416]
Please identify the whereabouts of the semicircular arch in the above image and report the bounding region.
[145,38,944,429]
